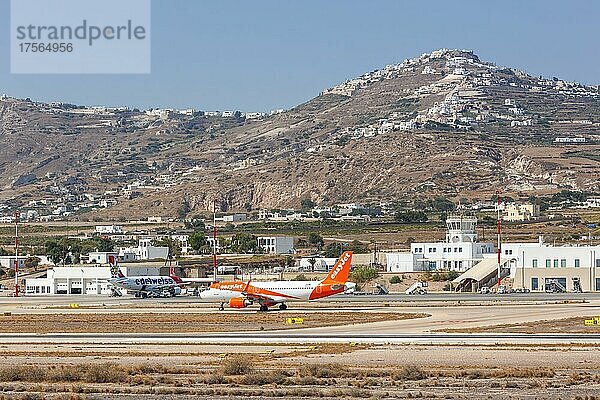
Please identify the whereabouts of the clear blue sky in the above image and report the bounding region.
[1,0,598,111]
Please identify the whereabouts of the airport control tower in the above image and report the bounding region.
[445,215,478,243]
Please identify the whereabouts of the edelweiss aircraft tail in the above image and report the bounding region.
[109,265,125,279]
[321,251,353,285]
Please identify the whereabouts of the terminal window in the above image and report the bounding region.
[553,259,559,268]
[575,259,580,268]
[546,259,551,268]
[561,259,566,268]
[532,259,538,268]
[596,278,600,291]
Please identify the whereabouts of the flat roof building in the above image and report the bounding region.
[25,265,164,296]
[386,215,494,273]
[504,238,600,292]
[257,236,295,255]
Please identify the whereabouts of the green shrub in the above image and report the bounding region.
[349,267,379,285]
[389,276,403,284]
[431,271,460,282]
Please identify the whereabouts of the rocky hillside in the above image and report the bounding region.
[1,49,599,219]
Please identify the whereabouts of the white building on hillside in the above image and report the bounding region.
[95,225,124,235]
[218,214,247,222]
[86,252,118,265]
[0,256,27,270]
[502,203,540,222]
[257,236,295,254]
[584,198,600,208]
[298,257,338,272]
[118,238,169,261]
[171,234,191,254]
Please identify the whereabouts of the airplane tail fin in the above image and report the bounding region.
[110,266,125,279]
[321,251,352,285]
[170,275,183,284]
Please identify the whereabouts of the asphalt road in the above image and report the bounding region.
[334,292,600,302]
[2,332,600,345]
[2,291,599,307]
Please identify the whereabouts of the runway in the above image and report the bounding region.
[2,291,600,308]
[2,332,600,345]
[1,293,598,346]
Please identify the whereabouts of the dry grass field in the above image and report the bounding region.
[0,346,598,399]
[0,311,426,333]
[437,316,600,334]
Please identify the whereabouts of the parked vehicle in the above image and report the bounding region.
[405,281,428,295]
[372,283,389,295]
[479,286,490,294]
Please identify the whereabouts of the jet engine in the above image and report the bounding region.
[229,297,252,309]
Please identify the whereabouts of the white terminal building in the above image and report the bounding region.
[503,238,600,292]
[385,215,600,292]
[386,216,494,273]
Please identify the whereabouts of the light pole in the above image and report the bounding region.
[496,190,502,289]
[14,212,20,297]
[212,199,218,282]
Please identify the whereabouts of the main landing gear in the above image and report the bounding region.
[279,303,287,310]
[219,302,225,311]
[259,305,269,312]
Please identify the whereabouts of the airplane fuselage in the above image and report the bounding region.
[200,280,355,304]
[110,276,179,293]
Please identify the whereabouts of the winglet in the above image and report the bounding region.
[321,251,352,285]
[242,280,252,294]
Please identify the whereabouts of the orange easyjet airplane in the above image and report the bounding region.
[199,251,355,311]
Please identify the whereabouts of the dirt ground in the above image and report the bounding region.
[0,343,599,399]
[0,311,426,333]
[437,316,600,333]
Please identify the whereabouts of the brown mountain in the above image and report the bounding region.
[1,49,599,219]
